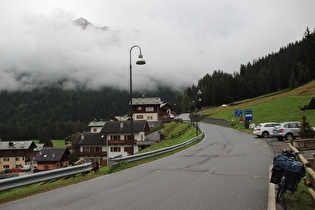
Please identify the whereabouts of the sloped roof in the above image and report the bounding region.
[160,102,172,109]
[73,133,105,145]
[35,147,70,162]
[132,97,162,105]
[100,120,150,133]
[0,141,37,150]
[88,121,106,127]
[114,116,131,121]
[300,96,315,110]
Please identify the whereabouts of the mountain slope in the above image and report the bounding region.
[203,80,315,126]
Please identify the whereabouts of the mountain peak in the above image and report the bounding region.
[73,17,92,30]
[73,17,108,31]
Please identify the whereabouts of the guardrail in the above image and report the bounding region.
[286,140,315,207]
[0,132,204,192]
[203,118,231,127]
[0,163,92,192]
[108,131,204,166]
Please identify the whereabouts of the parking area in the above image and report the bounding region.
[261,136,315,159]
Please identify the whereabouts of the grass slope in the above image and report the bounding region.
[33,140,66,147]
[202,80,315,128]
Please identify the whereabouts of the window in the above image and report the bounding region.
[290,123,300,128]
[3,165,9,169]
[3,158,9,161]
[93,128,97,132]
[111,135,120,140]
[137,107,143,110]
[83,147,90,152]
[95,147,101,152]
[146,107,154,112]
[137,115,143,119]
[147,116,153,120]
[15,157,20,161]
[111,147,121,152]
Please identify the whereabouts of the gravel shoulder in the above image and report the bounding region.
[262,136,315,159]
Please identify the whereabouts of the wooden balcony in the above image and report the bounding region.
[108,140,137,145]
[76,151,107,157]
[159,116,173,122]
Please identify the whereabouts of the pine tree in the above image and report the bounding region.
[299,116,315,139]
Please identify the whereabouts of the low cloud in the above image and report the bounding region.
[1,1,314,91]
[0,12,202,91]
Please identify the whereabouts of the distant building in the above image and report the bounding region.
[113,116,131,121]
[0,141,37,170]
[88,120,106,133]
[73,133,107,166]
[35,147,70,171]
[132,97,173,127]
[73,120,150,166]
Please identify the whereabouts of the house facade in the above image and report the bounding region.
[0,141,37,170]
[101,120,150,156]
[132,97,173,128]
[73,132,108,166]
[73,120,150,166]
[35,147,70,171]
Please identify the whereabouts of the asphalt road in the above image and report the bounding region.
[1,123,274,210]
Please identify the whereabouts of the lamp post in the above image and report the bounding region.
[129,45,146,155]
[196,88,202,136]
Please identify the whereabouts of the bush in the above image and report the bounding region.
[299,116,315,139]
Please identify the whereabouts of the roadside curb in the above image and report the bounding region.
[268,164,276,210]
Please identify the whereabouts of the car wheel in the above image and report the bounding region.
[262,131,269,138]
[277,136,284,141]
[285,133,293,140]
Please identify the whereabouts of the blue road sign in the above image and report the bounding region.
[244,109,253,120]
[235,109,243,117]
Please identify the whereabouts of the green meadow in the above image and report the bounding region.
[202,80,315,130]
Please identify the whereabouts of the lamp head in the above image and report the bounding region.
[136,54,146,65]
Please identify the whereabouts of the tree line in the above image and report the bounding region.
[174,28,315,112]
[0,86,178,142]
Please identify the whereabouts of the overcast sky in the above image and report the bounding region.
[0,0,314,91]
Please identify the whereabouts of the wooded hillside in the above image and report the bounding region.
[0,87,178,141]
[178,28,315,112]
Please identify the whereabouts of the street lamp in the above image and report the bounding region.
[129,45,146,155]
[196,88,202,136]
[197,88,202,109]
